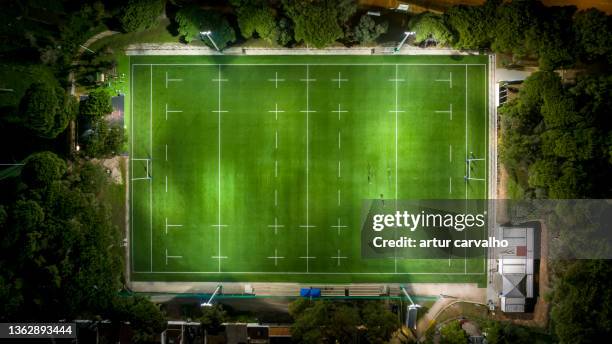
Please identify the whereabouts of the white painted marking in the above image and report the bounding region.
[337,189,341,206]
[332,103,348,120]
[449,145,452,162]
[275,130,278,149]
[268,72,285,88]
[165,249,183,265]
[268,217,284,235]
[275,160,278,178]
[268,103,285,120]
[331,249,348,266]
[331,217,348,235]
[331,72,348,88]
[150,65,153,272]
[449,177,452,194]
[267,249,285,266]
[338,161,341,178]
[338,130,341,150]
[165,144,168,162]
[165,175,168,193]
[275,189,278,207]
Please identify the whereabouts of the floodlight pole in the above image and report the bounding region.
[400,285,416,306]
[201,285,222,307]
[200,31,220,52]
[395,31,415,53]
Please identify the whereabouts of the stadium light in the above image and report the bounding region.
[200,31,220,52]
[201,285,222,307]
[395,31,416,53]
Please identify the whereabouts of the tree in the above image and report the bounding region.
[236,4,279,44]
[118,0,164,33]
[492,1,539,57]
[80,88,113,118]
[446,5,492,50]
[112,296,166,343]
[175,6,236,49]
[526,5,576,70]
[83,120,125,158]
[21,151,66,188]
[283,0,343,48]
[551,260,612,343]
[353,15,388,44]
[573,9,612,62]
[277,17,294,46]
[198,305,227,335]
[440,320,468,344]
[408,12,454,46]
[361,301,398,343]
[19,82,77,139]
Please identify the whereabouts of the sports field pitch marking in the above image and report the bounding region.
[275,130,278,149]
[449,177,452,194]
[338,130,341,150]
[331,249,348,266]
[165,249,183,265]
[165,144,168,161]
[337,189,341,206]
[137,271,486,275]
[215,65,225,272]
[338,160,341,178]
[435,103,453,120]
[332,103,348,120]
[165,217,183,235]
[274,189,278,207]
[449,145,452,162]
[332,72,349,88]
[269,103,284,120]
[268,217,284,235]
[435,72,452,88]
[267,249,285,266]
[165,175,167,192]
[165,71,183,89]
[135,63,486,66]
[300,65,316,272]
[331,217,348,236]
[268,72,285,89]
[165,103,183,120]
[149,65,153,272]
[275,160,278,177]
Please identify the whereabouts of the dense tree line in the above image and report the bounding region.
[289,299,398,343]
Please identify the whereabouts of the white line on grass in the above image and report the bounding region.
[165,249,183,265]
[215,64,226,272]
[338,161,341,178]
[165,144,168,161]
[331,249,348,266]
[331,218,348,235]
[165,175,167,193]
[268,217,284,235]
[449,145,452,162]
[149,65,153,272]
[449,177,452,194]
[268,103,284,120]
[275,189,278,207]
[434,103,452,120]
[130,58,133,272]
[338,130,341,150]
[268,72,285,88]
[136,63,487,67]
[435,72,452,88]
[135,271,487,275]
[165,71,183,88]
[331,72,348,88]
[337,189,341,206]
[267,249,285,266]
[165,217,183,234]
[332,103,348,120]
[275,160,278,178]
[275,130,278,149]
[165,103,183,120]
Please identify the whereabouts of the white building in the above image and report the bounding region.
[497,227,534,313]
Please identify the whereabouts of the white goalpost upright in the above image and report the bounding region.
[132,158,152,181]
[465,153,485,181]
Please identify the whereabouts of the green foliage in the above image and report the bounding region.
[408,12,454,46]
[0,152,123,320]
[526,6,576,70]
[277,17,294,46]
[236,5,279,43]
[551,260,612,343]
[482,320,533,344]
[21,151,67,188]
[492,1,539,56]
[198,305,227,334]
[446,5,492,49]
[118,0,165,33]
[111,296,166,343]
[175,6,236,49]
[84,120,125,158]
[353,15,388,44]
[289,299,398,344]
[573,9,612,62]
[19,82,77,139]
[440,320,468,344]
[283,0,344,48]
[80,88,113,118]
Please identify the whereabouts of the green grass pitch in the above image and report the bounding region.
[129,54,489,284]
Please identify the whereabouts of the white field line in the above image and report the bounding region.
[149,65,153,272]
[216,65,224,272]
[267,249,285,266]
[268,217,284,235]
[338,161,341,178]
[165,144,168,161]
[275,130,278,149]
[165,71,183,88]
[165,175,167,192]
[337,189,341,206]
[269,103,284,120]
[165,249,183,265]
[134,271,487,275]
[134,63,487,66]
[449,177,452,194]
[332,103,348,120]
[338,130,341,150]
[331,217,348,235]
[275,189,278,207]
[275,160,278,178]
[331,249,348,266]
[268,72,285,88]
[130,58,133,272]
[332,71,348,88]
[435,72,452,88]
[165,217,183,234]
[449,144,452,162]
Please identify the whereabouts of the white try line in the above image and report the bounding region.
[268,103,285,120]
[331,103,348,120]
[135,270,487,275]
[268,217,284,235]
[331,217,348,236]
[331,71,348,88]
[149,65,153,272]
[268,72,285,89]
[165,71,183,88]
[135,63,487,67]
[165,103,183,120]
[331,249,348,266]
[165,249,183,265]
[275,160,278,178]
[165,144,168,162]
[435,71,452,88]
[434,103,453,120]
[165,217,183,234]
[275,130,278,149]
[274,189,278,207]
[267,249,285,266]
[165,175,168,192]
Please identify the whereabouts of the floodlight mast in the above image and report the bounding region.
[201,285,222,307]
[200,31,220,52]
[395,31,416,53]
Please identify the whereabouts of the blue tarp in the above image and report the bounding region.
[300,288,321,298]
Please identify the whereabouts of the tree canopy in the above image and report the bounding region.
[80,88,113,118]
[408,12,454,46]
[440,320,468,344]
[175,6,236,49]
[573,9,612,62]
[118,0,165,33]
[19,82,77,139]
[235,3,279,44]
[353,15,388,44]
[282,0,345,48]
